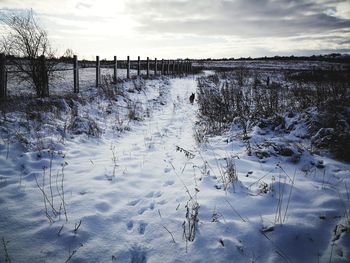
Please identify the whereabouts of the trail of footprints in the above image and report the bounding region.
[126,190,169,235]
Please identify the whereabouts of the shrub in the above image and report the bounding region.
[196,69,350,160]
[68,115,101,137]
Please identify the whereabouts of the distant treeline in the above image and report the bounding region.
[3,53,350,64]
[3,55,127,64]
[195,53,350,64]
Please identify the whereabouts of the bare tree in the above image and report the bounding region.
[62,48,74,59]
[0,9,55,97]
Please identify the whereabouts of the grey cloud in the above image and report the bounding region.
[133,14,350,38]
[286,48,350,56]
[75,2,93,10]
[126,0,350,38]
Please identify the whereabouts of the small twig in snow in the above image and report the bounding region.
[225,199,247,223]
[2,237,11,263]
[74,220,82,234]
[162,225,176,243]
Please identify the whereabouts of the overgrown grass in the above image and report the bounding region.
[196,68,350,160]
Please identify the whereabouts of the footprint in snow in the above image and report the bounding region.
[145,191,162,198]
[163,180,174,186]
[152,132,161,137]
[95,202,111,212]
[129,246,147,263]
[138,202,155,214]
[128,199,141,206]
[153,192,162,198]
[127,220,134,230]
[163,167,171,173]
[157,199,167,205]
[139,222,147,235]
[138,207,147,215]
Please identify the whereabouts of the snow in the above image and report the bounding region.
[193,60,347,71]
[1,69,350,262]
[6,68,148,96]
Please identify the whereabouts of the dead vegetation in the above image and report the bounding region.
[196,67,350,160]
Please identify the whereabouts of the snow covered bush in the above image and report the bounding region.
[223,156,238,190]
[67,115,101,137]
[183,200,199,243]
[131,77,146,93]
[127,100,144,121]
[311,105,350,161]
[99,74,124,99]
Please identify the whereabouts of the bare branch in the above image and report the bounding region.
[0,9,56,97]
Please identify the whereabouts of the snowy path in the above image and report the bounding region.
[62,76,201,262]
[1,74,350,262]
[0,76,204,262]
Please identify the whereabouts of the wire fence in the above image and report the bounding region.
[0,54,194,99]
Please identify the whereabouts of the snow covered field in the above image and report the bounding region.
[193,60,347,71]
[6,67,148,97]
[0,65,349,262]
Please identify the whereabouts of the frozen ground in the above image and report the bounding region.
[0,70,350,262]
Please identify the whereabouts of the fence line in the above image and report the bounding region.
[0,54,194,99]
[73,55,79,93]
[0,53,6,100]
[96,55,100,87]
[147,57,150,78]
[113,56,117,83]
[137,56,140,76]
[127,56,130,79]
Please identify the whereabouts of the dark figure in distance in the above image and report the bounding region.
[189,93,195,104]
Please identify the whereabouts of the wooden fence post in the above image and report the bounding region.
[167,60,170,75]
[73,55,79,93]
[127,56,130,79]
[172,60,175,74]
[154,58,157,75]
[0,53,6,100]
[137,56,140,76]
[96,55,100,87]
[147,57,150,78]
[113,56,117,83]
[161,59,164,75]
[40,55,49,97]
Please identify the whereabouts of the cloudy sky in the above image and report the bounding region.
[0,0,350,59]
